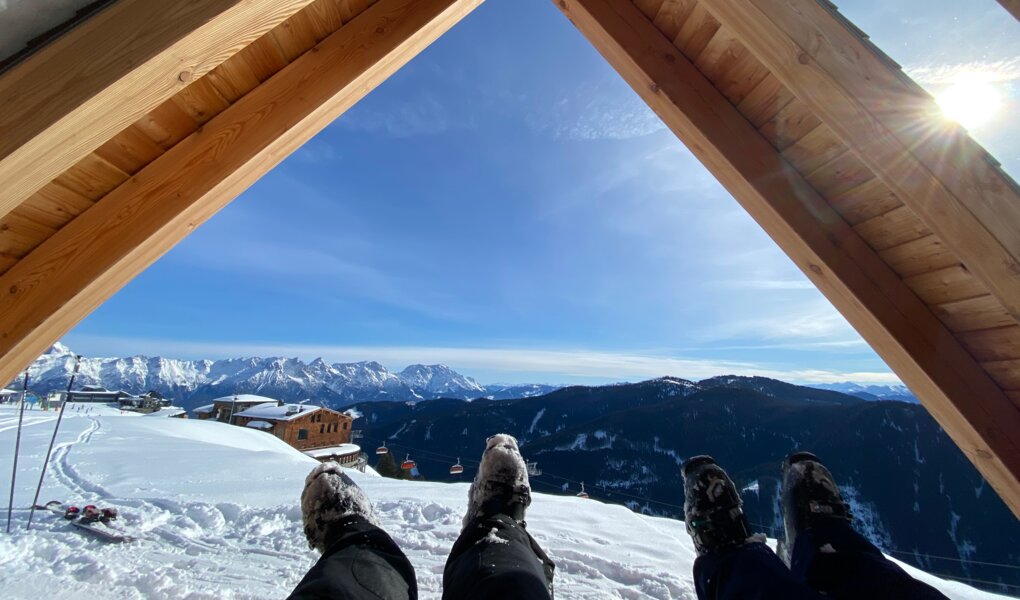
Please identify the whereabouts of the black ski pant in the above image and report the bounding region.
[287,514,555,600]
[694,520,950,600]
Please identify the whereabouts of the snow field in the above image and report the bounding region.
[0,405,1010,599]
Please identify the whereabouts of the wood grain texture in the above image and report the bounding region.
[702,0,1020,327]
[853,205,932,252]
[933,295,1019,334]
[556,0,1020,518]
[0,0,483,391]
[0,0,318,222]
[998,0,1020,21]
[878,235,958,279]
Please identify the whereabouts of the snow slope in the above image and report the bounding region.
[0,405,1008,599]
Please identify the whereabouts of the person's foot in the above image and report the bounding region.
[681,455,754,556]
[463,434,532,528]
[301,461,379,552]
[781,451,852,558]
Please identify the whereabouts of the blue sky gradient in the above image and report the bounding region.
[64,0,1020,385]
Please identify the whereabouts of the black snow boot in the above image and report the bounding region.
[781,451,852,559]
[681,455,754,556]
[300,461,380,553]
[463,433,532,527]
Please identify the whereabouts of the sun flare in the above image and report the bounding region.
[935,77,1003,129]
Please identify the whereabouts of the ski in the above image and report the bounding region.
[33,501,136,543]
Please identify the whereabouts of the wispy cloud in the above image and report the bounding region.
[524,80,666,141]
[906,57,1020,86]
[61,335,898,385]
[336,87,474,138]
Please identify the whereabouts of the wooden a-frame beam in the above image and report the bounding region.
[702,0,1020,325]
[0,0,318,221]
[554,0,1020,518]
[998,0,1020,22]
[0,0,483,387]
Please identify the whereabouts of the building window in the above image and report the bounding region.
[298,429,308,441]
[343,421,348,430]
[320,424,325,434]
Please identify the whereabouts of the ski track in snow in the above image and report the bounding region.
[0,405,1011,600]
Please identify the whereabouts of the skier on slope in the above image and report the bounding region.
[289,433,555,599]
[682,452,950,599]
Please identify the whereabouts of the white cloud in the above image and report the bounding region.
[525,80,666,141]
[906,57,1020,86]
[61,335,898,385]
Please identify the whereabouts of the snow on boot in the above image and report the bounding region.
[463,433,532,528]
[681,455,754,556]
[781,451,852,561]
[301,461,379,553]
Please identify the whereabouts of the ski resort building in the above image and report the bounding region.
[193,394,285,423]
[232,402,356,452]
[0,0,1019,526]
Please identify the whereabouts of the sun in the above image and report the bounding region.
[935,77,1003,130]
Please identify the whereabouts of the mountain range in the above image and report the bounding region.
[14,344,918,408]
[350,377,1017,594]
[16,343,557,408]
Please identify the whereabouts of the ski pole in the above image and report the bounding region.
[6,371,29,534]
[27,355,81,531]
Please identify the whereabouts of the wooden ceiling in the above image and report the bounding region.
[0,0,1018,516]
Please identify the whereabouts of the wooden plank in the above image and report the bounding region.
[339,0,371,22]
[555,0,1020,518]
[0,0,484,395]
[933,295,1018,334]
[236,34,291,84]
[757,97,822,152]
[0,212,57,259]
[693,26,747,85]
[801,150,874,198]
[271,10,323,61]
[960,326,1020,362]
[652,0,696,40]
[635,0,666,20]
[1008,391,1020,411]
[780,124,846,176]
[703,0,1020,334]
[134,100,202,150]
[50,154,130,202]
[878,235,958,278]
[673,3,720,59]
[714,51,770,106]
[94,125,167,176]
[0,0,318,221]
[983,361,1020,391]
[736,73,794,128]
[172,77,232,126]
[853,205,931,252]
[904,265,986,305]
[827,177,902,226]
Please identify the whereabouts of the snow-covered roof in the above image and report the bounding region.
[303,444,361,459]
[193,404,216,413]
[210,394,280,406]
[0,388,18,396]
[234,403,321,422]
[245,420,274,430]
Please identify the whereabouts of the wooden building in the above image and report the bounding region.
[193,394,283,423]
[233,402,354,451]
[0,0,1019,518]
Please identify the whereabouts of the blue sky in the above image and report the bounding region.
[64,0,1020,385]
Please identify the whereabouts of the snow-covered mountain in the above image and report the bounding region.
[812,381,919,403]
[20,343,506,408]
